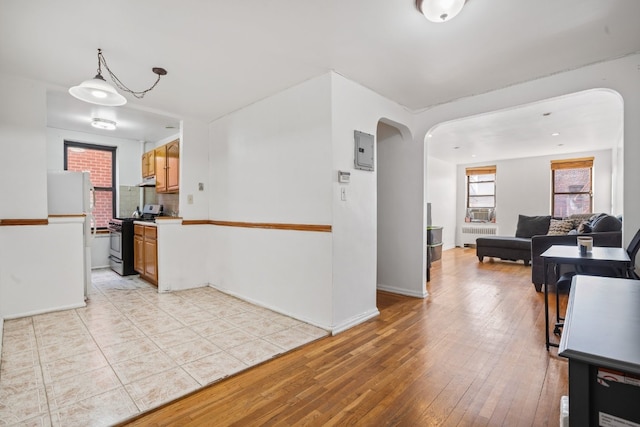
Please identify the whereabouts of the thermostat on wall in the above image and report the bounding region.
[338,171,351,183]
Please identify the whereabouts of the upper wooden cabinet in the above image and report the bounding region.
[152,139,180,193]
[141,150,156,178]
[166,139,180,192]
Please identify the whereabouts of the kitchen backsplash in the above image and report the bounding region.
[119,185,142,218]
[144,187,180,217]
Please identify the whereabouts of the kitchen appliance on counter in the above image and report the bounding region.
[108,204,163,276]
[47,171,96,298]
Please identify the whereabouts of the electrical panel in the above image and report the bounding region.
[354,130,374,171]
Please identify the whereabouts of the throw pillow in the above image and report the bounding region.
[578,221,592,234]
[591,214,622,232]
[568,213,598,230]
[547,219,574,236]
[515,215,552,238]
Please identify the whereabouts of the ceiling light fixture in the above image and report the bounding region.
[416,0,467,23]
[69,49,167,107]
[91,118,117,130]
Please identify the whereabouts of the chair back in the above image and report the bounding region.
[626,228,640,279]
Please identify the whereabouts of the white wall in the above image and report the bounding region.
[208,72,417,332]
[418,54,640,254]
[208,73,334,329]
[453,149,613,241]
[377,121,430,297]
[0,75,47,320]
[330,73,420,327]
[0,218,85,319]
[0,75,48,219]
[426,156,457,249]
[157,221,210,292]
[178,119,209,220]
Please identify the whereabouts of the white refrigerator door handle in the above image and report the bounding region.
[90,184,96,213]
[87,213,97,243]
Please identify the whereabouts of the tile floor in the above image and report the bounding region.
[0,269,328,426]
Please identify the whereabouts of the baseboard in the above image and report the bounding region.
[330,308,380,335]
[377,284,428,298]
[2,302,87,320]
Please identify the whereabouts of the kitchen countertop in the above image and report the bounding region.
[134,217,182,227]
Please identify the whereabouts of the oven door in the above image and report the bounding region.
[109,230,123,260]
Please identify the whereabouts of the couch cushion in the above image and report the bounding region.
[547,219,574,236]
[515,215,551,238]
[476,236,532,251]
[591,214,622,232]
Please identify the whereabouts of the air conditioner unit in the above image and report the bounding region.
[467,208,494,222]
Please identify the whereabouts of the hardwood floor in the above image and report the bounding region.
[121,248,568,426]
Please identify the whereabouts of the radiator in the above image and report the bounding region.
[461,225,498,246]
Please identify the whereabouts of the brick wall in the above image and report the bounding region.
[553,168,592,217]
[67,148,114,228]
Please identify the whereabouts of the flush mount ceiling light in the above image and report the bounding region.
[91,118,117,130]
[69,48,167,107]
[416,0,467,23]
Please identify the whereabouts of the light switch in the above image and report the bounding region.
[187,194,194,204]
[340,187,346,201]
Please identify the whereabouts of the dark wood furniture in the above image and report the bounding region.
[559,275,640,426]
[540,245,630,350]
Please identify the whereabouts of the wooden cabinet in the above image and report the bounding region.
[166,140,180,192]
[144,226,158,284]
[134,224,158,286]
[154,139,179,193]
[141,150,155,178]
[134,225,144,274]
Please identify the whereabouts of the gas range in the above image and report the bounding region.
[108,204,163,228]
[108,204,162,276]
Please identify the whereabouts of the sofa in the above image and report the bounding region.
[477,214,555,267]
[476,213,623,291]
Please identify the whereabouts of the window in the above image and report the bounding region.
[64,141,116,229]
[551,157,593,217]
[466,165,496,222]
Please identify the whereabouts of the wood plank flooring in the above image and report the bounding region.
[120,248,568,426]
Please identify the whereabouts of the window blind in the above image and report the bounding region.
[550,157,594,170]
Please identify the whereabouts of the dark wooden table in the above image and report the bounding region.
[540,245,630,350]
[559,275,640,426]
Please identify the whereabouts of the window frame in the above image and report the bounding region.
[550,157,594,217]
[466,165,496,209]
[63,141,116,229]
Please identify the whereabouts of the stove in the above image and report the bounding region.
[107,218,136,276]
[108,204,163,276]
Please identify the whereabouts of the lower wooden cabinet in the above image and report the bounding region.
[134,224,158,286]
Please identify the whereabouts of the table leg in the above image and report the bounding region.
[544,259,550,351]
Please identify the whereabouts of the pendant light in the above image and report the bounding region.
[70,74,126,106]
[416,0,466,23]
[69,49,167,107]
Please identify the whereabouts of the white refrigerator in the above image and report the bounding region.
[47,171,96,298]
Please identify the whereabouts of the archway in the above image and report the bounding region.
[376,119,428,298]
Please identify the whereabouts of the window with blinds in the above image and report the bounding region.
[466,166,496,222]
[551,157,593,217]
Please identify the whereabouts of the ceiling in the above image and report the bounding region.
[427,89,624,164]
[1,0,639,147]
